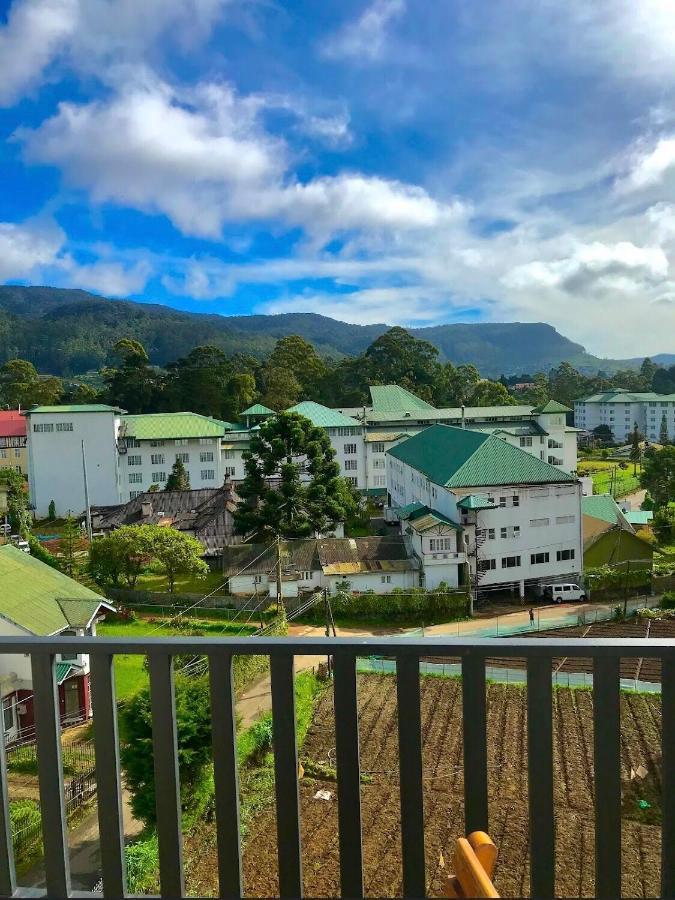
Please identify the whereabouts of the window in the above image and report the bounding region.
[254,575,263,584]
[224,466,236,477]
[150,440,165,447]
[152,471,167,482]
[0,450,5,459]
[512,495,519,507]
[3,697,14,733]
[348,476,358,486]
[301,571,312,581]
[14,466,21,474]
[531,487,550,498]
[519,437,532,447]
[372,459,385,469]
[345,459,358,471]
[199,438,212,445]
[371,442,385,453]
[478,559,496,571]
[200,451,214,463]
[201,469,215,480]
[555,515,575,524]
[499,496,507,507]
[129,473,143,484]
[127,455,142,466]
[337,427,359,436]
[56,422,73,432]
[373,475,386,487]
[223,449,235,459]
[501,555,521,568]
[12,449,19,459]
[429,537,453,551]
[500,526,520,539]
[130,490,142,499]
[33,423,54,433]
[531,552,550,565]
[556,549,575,561]
[175,438,189,446]
[151,453,165,465]
[175,452,190,463]
[344,443,357,455]
[381,575,392,584]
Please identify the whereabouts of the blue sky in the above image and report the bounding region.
[1,0,675,356]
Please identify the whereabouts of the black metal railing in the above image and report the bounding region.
[0,635,672,898]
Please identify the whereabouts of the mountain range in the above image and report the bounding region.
[0,285,672,378]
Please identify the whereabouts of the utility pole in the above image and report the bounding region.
[275,534,283,614]
[623,559,631,619]
[81,440,93,543]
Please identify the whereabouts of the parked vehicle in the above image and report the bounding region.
[542,583,587,604]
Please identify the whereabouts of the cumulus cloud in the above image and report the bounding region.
[60,259,152,296]
[20,76,460,239]
[321,0,405,62]
[0,219,65,280]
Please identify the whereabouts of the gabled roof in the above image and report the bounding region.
[576,390,675,404]
[533,400,572,414]
[0,411,26,438]
[317,535,415,575]
[241,403,274,416]
[387,424,576,488]
[0,545,112,636]
[396,501,427,520]
[123,412,230,440]
[457,494,497,510]
[404,507,462,533]
[624,510,654,526]
[26,404,124,414]
[286,401,361,428]
[369,385,436,413]
[581,494,633,529]
[221,540,319,576]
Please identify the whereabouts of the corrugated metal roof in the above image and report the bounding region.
[581,494,627,526]
[532,400,572,414]
[387,424,576,488]
[406,511,461,533]
[369,385,436,413]
[241,404,275,416]
[0,411,26,438]
[0,545,110,635]
[26,404,124,414]
[457,494,496,510]
[624,510,654,526]
[123,412,230,440]
[286,402,362,428]
[576,390,675,404]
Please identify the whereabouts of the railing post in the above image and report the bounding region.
[149,653,185,898]
[396,655,425,898]
[527,656,554,899]
[662,657,675,898]
[270,654,303,898]
[334,653,364,899]
[32,652,71,898]
[0,707,15,898]
[594,656,621,899]
[90,653,127,898]
[462,653,488,834]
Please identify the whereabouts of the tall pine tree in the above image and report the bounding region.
[165,458,191,491]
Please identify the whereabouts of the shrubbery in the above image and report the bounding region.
[307,584,469,623]
[662,591,675,610]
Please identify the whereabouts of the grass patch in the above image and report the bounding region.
[133,571,228,595]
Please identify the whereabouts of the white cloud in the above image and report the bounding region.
[61,259,152,296]
[321,0,405,62]
[0,0,228,105]
[0,219,65,280]
[20,75,460,239]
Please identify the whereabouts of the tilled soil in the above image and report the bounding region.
[195,675,663,897]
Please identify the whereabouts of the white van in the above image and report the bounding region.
[543,583,587,604]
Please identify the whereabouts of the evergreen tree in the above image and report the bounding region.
[629,423,642,475]
[60,513,84,577]
[165,458,191,491]
[641,446,675,508]
[0,469,30,536]
[48,499,56,521]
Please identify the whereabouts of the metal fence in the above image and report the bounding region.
[0,635,672,898]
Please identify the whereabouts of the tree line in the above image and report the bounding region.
[0,326,671,418]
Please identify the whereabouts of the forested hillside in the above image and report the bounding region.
[0,285,672,377]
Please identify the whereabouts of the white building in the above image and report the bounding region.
[574,389,675,443]
[25,404,123,518]
[386,424,583,599]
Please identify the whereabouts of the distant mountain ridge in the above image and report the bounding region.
[0,285,671,378]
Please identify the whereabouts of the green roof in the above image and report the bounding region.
[576,390,675,404]
[364,403,535,423]
[404,505,462,531]
[286,401,361,428]
[55,663,75,685]
[387,424,576,488]
[369,385,436,413]
[533,400,572,414]
[0,545,110,635]
[241,403,275,416]
[581,494,626,526]
[26,404,124,414]
[397,501,427,520]
[457,494,497,510]
[123,412,230,440]
[624,510,654,526]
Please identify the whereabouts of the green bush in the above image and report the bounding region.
[662,592,675,610]
[311,584,469,623]
[27,534,61,569]
[10,799,41,835]
[125,834,160,895]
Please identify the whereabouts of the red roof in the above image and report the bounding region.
[0,411,27,438]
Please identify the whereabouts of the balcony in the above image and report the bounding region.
[0,634,673,898]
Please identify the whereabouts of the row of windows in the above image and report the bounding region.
[130,469,217,485]
[371,442,385,453]
[479,548,576,570]
[429,537,453,551]
[33,422,74,432]
[0,437,25,448]
[135,451,215,465]
[127,436,212,448]
[344,459,358,471]
[344,443,357,455]
[0,449,22,459]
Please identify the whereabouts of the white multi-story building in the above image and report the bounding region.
[26,406,230,516]
[386,423,583,599]
[574,389,675,443]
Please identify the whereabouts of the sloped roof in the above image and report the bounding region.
[222,540,319,576]
[533,400,572,414]
[576,390,675,404]
[286,402,361,428]
[26,404,124,414]
[0,545,111,635]
[457,494,497,510]
[364,403,535,423]
[317,535,415,575]
[404,508,462,533]
[0,411,26,438]
[123,412,230,440]
[369,385,436,413]
[581,494,632,529]
[241,404,274,416]
[624,510,654,526]
[388,424,576,488]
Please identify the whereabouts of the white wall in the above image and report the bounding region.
[325,570,415,593]
[122,435,224,500]
[27,410,121,517]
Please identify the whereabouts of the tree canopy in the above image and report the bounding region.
[641,446,675,509]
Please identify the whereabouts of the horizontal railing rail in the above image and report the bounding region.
[0,635,671,899]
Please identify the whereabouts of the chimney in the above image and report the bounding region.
[461,404,465,429]
[140,499,153,520]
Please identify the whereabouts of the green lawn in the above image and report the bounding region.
[98,617,256,701]
[133,571,228,595]
[577,459,642,497]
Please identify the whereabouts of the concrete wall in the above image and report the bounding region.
[325,570,415,593]
[121,435,224,500]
